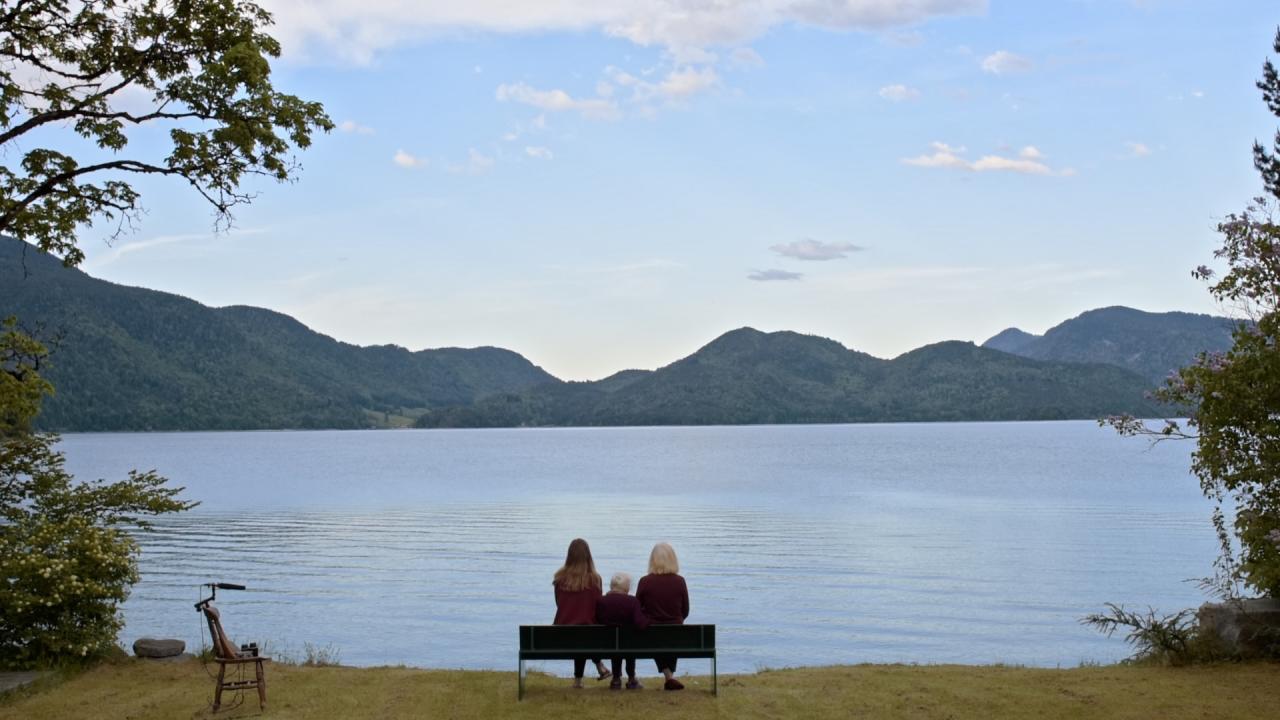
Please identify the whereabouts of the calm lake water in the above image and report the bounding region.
[58,421,1215,673]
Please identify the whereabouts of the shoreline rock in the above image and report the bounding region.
[133,638,186,659]
[1197,598,1280,657]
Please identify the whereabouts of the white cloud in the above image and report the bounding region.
[667,45,719,66]
[749,268,804,282]
[258,0,987,63]
[878,84,920,102]
[338,119,375,135]
[771,238,864,261]
[448,148,496,175]
[1126,141,1152,157]
[575,64,721,114]
[501,114,550,142]
[496,82,620,119]
[84,228,269,270]
[393,149,427,168]
[606,67,641,87]
[980,50,1032,75]
[729,47,765,68]
[657,66,719,99]
[525,146,554,160]
[901,141,970,169]
[969,154,1050,174]
[903,142,1061,175]
[790,0,985,28]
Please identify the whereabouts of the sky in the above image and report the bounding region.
[62,0,1280,381]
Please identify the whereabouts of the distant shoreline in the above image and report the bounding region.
[48,416,1185,436]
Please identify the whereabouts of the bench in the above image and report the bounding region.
[517,624,717,699]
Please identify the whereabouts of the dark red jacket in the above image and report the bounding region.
[636,573,689,625]
[596,592,651,628]
[554,582,602,625]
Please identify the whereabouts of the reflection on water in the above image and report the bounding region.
[58,421,1215,672]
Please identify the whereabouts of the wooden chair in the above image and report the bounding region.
[201,604,270,712]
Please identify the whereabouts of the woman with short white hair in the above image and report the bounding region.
[636,541,690,690]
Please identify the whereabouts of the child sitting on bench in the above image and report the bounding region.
[595,571,651,690]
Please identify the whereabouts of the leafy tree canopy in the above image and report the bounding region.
[0,0,329,667]
[1,319,197,668]
[1109,28,1280,598]
[0,0,333,266]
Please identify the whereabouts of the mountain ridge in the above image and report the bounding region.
[0,238,558,430]
[0,237,1220,431]
[415,332,1166,428]
[980,305,1236,384]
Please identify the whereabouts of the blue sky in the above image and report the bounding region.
[71,1,1279,380]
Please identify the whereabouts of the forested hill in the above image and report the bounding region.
[981,306,1237,385]
[0,238,558,431]
[415,328,1164,428]
[4,236,1205,431]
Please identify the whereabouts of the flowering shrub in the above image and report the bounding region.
[1,320,195,668]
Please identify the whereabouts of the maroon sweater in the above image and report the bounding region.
[554,582,602,625]
[595,592,651,629]
[636,573,689,625]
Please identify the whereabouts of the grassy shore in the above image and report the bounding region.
[2,659,1278,719]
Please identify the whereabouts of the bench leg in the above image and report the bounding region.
[518,659,525,701]
[712,656,718,696]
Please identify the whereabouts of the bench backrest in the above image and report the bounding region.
[519,624,715,658]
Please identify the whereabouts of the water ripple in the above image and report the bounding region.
[52,422,1217,672]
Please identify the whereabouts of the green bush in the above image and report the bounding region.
[0,319,195,668]
[1080,604,1227,666]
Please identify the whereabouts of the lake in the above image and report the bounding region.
[57,421,1215,673]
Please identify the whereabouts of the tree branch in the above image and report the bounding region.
[3,158,179,225]
[0,68,146,146]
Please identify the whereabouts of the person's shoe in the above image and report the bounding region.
[572,678,584,689]
[663,678,684,691]
[610,678,622,690]
[626,679,644,690]
[597,668,612,682]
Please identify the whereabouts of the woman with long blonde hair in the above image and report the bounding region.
[636,541,690,690]
[552,538,610,687]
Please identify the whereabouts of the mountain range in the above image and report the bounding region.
[981,307,1237,385]
[0,237,1233,431]
[0,238,555,430]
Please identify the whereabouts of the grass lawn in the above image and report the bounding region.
[2,659,1278,719]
